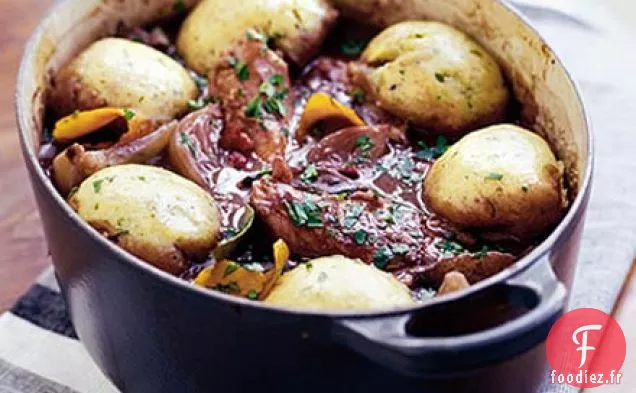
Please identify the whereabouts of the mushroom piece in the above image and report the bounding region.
[264,255,414,310]
[351,21,509,137]
[423,124,568,240]
[69,164,220,275]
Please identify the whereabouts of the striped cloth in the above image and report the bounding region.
[0,269,117,392]
[1,2,635,392]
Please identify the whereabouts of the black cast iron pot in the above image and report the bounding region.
[16,0,593,392]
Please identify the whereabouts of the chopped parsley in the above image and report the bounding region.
[112,229,130,238]
[172,0,186,13]
[435,72,448,83]
[246,29,266,42]
[235,63,250,81]
[245,97,264,118]
[191,73,208,90]
[263,97,287,117]
[223,262,240,277]
[340,39,367,56]
[247,290,260,300]
[373,246,393,269]
[304,262,313,271]
[436,240,466,257]
[269,74,284,86]
[356,135,375,152]
[187,97,214,111]
[257,167,273,178]
[416,136,449,160]
[68,186,79,198]
[386,156,422,184]
[92,179,104,193]
[473,245,490,259]
[213,282,240,294]
[259,80,276,97]
[300,164,319,183]
[353,229,368,245]
[284,200,323,228]
[343,203,364,229]
[486,172,504,181]
[179,132,196,155]
[123,108,135,121]
[391,243,410,255]
[349,87,366,104]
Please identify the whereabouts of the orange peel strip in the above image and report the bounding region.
[296,92,365,142]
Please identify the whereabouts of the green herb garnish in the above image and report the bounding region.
[356,135,375,152]
[123,108,135,121]
[343,203,364,229]
[340,39,367,56]
[172,0,186,13]
[353,229,368,245]
[213,282,240,294]
[486,173,504,181]
[473,245,490,259]
[349,87,366,104]
[247,290,260,300]
[246,29,266,42]
[259,80,276,97]
[245,97,264,118]
[223,262,240,277]
[300,164,319,183]
[269,74,284,86]
[392,243,409,255]
[435,72,447,83]
[92,179,104,193]
[436,240,466,257]
[179,132,196,155]
[373,246,393,269]
[416,136,449,160]
[284,200,323,228]
[235,63,250,81]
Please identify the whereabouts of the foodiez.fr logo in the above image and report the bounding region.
[546,308,626,388]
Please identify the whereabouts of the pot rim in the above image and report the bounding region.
[15,0,594,319]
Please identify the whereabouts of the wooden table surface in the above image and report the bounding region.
[0,0,633,391]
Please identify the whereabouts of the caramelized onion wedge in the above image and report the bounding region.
[212,205,255,261]
[52,121,177,194]
[52,107,156,145]
[195,239,290,300]
[296,93,365,143]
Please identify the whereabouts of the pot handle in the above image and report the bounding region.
[333,254,566,377]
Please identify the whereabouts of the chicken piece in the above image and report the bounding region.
[211,39,292,163]
[52,121,177,195]
[251,179,517,288]
[250,178,430,268]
